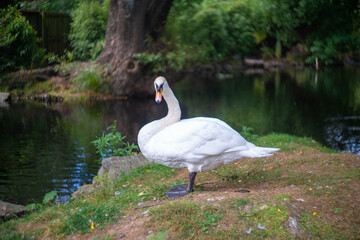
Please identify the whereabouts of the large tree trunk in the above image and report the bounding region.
[97,0,173,96]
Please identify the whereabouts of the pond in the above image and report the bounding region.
[0,67,359,205]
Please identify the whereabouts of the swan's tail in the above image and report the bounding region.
[241,145,279,158]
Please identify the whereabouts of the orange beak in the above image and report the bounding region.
[155,88,163,103]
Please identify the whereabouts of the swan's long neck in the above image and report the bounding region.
[161,84,181,125]
[138,83,181,150]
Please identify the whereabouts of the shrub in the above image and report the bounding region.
[69,0,110,61]
[19,0,79,13]
[306,35,360,65]
[92,121,139,162]
[72,63,109,92]
[0,5,47,72]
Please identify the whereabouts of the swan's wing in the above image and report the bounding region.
[145,117,249,162]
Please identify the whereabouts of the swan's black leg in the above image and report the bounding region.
[165,172,197,199]
[187,172,197,192]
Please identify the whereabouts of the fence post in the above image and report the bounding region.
[41,11,45,49]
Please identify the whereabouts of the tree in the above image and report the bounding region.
[96,0,173,96]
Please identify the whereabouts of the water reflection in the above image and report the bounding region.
[0,100,166,205]
[173,67,360,154]
[324,116,360,154]
[0,67,359,205]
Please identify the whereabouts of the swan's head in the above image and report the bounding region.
[154,76,167,103]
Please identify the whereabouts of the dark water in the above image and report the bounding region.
[0,67,359,205]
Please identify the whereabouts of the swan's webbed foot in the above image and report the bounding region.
[165,187,190,199]
[166,172,197,199]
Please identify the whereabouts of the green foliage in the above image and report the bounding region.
[92,121,139,161]
[150,0,360,71]
[18,0,79,13]
[196,211,222,234]
[166,0,256,63]
[69,0,109,61]
[73,67,101,92]
[134,51,188,74]
[26,203,42,212]
[42,190,58,204]
[240,126,258,142]
[25,190,58,212]
[48,50,75,66]
[0,5,48,72]
[306,35,360,65]
[72,63,110,92]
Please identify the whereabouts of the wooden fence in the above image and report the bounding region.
[21,9,71,55]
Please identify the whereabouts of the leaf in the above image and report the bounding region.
[26,203,37,211]
[43,190,58,204]
[90,221,95,230]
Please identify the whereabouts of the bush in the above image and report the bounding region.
[69,0,110,61]
[0,5,47,72]
[19,0,79,13]
[306,35,360,65]
[72,63,109,92]
[92,121,139,162]
[134,0,359,73]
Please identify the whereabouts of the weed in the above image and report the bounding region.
[92,121,139,162]
[334,208,343,214]
[197,211,222,234]
[240,126,258,142]
[72,63,110,93]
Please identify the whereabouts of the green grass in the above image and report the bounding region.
[300,211,343,239]
[254,133,337,153]
[1,133,358,239]
[0,163,176,239]
[148,201,223,238]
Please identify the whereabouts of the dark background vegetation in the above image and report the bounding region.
[0,0,359,78]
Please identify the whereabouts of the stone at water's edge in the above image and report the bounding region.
[0,200,26,218]
[72,154,149,198]
[97,153,149,181]
[0,92,10,103]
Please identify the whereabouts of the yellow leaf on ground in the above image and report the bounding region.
[91,221,95,230]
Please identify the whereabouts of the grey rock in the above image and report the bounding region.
[244,59,264,67]
[0,93,10,103]
[71,184,94,199]
[97,153,149,181]
[72,154,149,199]
[0,200,26,217]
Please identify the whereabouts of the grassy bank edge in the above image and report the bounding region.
[1,133,359,240]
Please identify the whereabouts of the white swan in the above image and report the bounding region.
[138,76,279,199]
